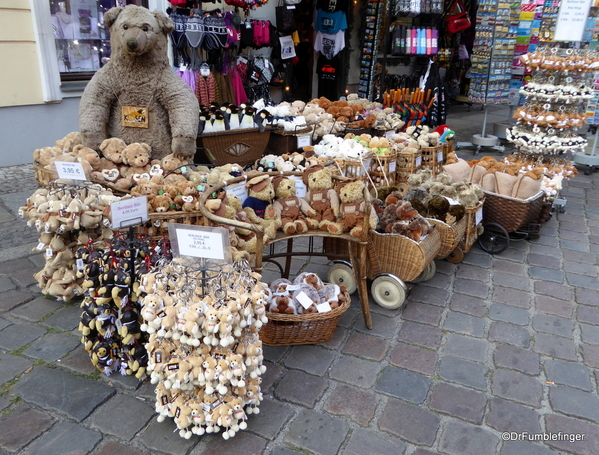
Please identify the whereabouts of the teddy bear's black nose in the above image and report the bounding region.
[127,38,138,50]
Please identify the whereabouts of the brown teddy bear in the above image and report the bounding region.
[78,5,199,161]
[242,175,279,241]
[327,180,378,238]
[270,175,316,235]
[302,165,340,231]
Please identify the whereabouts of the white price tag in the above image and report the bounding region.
[437,151,444,163]
[176,228,226,260]
[389,161,397,173]
[285,285,301,291]
[316,302,332,313]
[385,130,395,138]
[415,156,422,167]
[297,135,312,148]
[295,291,314,310]
[290,175,307,198]
[226,181,248,204]
[55,161,86,181]
[475,207,483,225]
[36,242,46,251]
[110,196,149,228]
[76,258,84,271]
[45,248,53,258]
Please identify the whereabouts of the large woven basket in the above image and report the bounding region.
[482,190,545,233]
[260,289,351,346]
[420,145,444,176]
[460,198,485,253]
[196,128,271,166]
[34,162,58,186]
[396,149,422,183]
[369,152,398,188]
[428,216,468,259]
[267,126,313,156]
[329,155,373,180]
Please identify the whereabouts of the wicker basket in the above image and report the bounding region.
[442,139,455,161]
[420,145,444,176]
[260,289,351,346]
[427,216,468,259]
[329,155,373,180]
[482,190,545,233]
[459,198,485,253]
[34,162,58,186]
[369,152,398,188]
[396,149,422,183]
[196,128,272,166]
[267,126,313,156]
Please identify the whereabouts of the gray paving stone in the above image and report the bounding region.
[401,301,444,326]
[398,321,443,349]
[560,229,590,242]
[342,332,388,361]
[0,276,16,293]
[275,369,328,408]
[532,313,574,339]
[582,343,599,369]
[341,427,407,455]
[528,267,565,283]
[438,418,500,455]
[493,344,540,376]
[487,397,541,434]
[493,271,530,291]
[376,366,431,403]
[489,303,529,326]
[453,278,489,299]
[449,293,488,320]
[58,345,98,376]
[283,345,336,376]
[0,351,32,385]
[0,259,38,288]
[137,418,198,454]
[560,239,589,252]
[323,384,377,427]
[10,296,63,322]
[13,366,115,422]
[534,281,572,301]
[545,359,593,391]
[444,333,488,362]
[262,345,288,363]
[260,361,283,394]
[0,321,46,351]
[443,311,486,337]
[321,325,348,350]
[563,248,597,264]
[500,441,560,455]
[456,264,491,282]
[0,404,55,453]
[246,397,294,439]
[534,333,578,361]
[578,305,599,324]
[527,253,561,269]
[0,396,11,412]
[544,413,599,455]
[498,246,528,263]
[528,244,562,258]
[567,272,599,290]
[429,382,487,424]
[549,386,599,423]
[42,304,81,331]
[354,312,400,338]
[462,251,493,268]
[284,409,349,455]
[21,331,80,362]
[94,442,150,455]
[581,323,599,346]
[489,322,531,348]
[329,354,381,388]
[270,448,305,455]
[0,289,35,312]
[439,355,488,391]
[492,259,526,275]
[492,368,543,408]
[564,260,598,276]
[408,284,451,307]
[378,397,440,446]
[99,372,142,391]
[0,316,10,331]
[22,420,102,455]
[425,270,453,289]
[535,295,574,318]
[88,394,154,440]
[576,287,599,306]
[337,305,359,328]
[492,286,531,309]
[388,342,437,376]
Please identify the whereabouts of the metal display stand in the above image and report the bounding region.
[574,131,599,174]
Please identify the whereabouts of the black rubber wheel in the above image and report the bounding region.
[478,222,509,254]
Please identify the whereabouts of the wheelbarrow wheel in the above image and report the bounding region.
[371,274,408,310]
[327,261,357,294]
[413,261,436,282]
[478,222,509,254]
[446,247,464,263]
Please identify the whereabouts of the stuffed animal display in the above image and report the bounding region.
[139,259,266,439]
[79,5,199,161]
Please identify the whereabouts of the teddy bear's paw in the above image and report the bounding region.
[294,220,309,233]
[349,227,363,238]
[306,218,320,229]
[326,223,343,235]
[282,222,296,235]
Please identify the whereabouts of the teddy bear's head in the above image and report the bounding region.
[303,165,333,191]
[103,5,174,58]
[246,175,275,202]
[160,153,188,173]
[338,180,365,204]
[396,201,419,221]
[272,176,296,199]
[151,194,173,213]
[100,137,127,164]
[55,131,82,153]
[427,195,450,221]
[122,142,151,167]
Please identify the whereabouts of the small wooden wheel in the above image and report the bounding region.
[446,247,464,263]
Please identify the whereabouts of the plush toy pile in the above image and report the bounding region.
[407,169,484,208]
[267,272,348,315]
[255,150,324,173]
[139,259,267,439]
[374,189,435,242]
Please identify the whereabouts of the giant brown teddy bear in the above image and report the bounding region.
[79,5,199,161]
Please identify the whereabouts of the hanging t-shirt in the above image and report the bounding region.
[314,30,345,60]
[317,54,340,101]
[316,0,349,13]
[315,9,348,34]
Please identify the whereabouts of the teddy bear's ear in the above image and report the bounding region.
[103,6,124,28]
[153,10,174,34]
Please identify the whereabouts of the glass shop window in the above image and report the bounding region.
[49,0,148,81]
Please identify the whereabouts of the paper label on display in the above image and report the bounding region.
[176,229,226,260]
[295,291,313,310]
[554,0,592,41]
[385,130,395,138]
[316,302,332,313]
[110,196,149,229]
[55,161,86,181]
[285,285,301,291]
[76,258,84,270]
[290,176,307,198]
[297,135,311,148]
[389,161,396,173]
[415,156,422,167]
[225,181,248,204]
[475,207,483,225]
[437,151,444,163]
[36,242,45,251]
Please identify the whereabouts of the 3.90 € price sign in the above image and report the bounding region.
[55,161,87,181]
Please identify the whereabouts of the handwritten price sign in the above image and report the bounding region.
[55,161,86,181]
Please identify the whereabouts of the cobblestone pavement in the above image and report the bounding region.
[1,112,599,454]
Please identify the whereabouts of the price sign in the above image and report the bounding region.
[385,130,395,138]
[437,151,444,163]
[225,181,248,204]
[290,175,307,198]
[175,227,227,260]
[389,161,397,173]
[110,196,149,228]
[554,0,592,41]
[415,156,422,168]
[475,207,483,225]
[295,291,314,310]
[55,161,86,181]
[297,134,312,148]
[316,302,332,313]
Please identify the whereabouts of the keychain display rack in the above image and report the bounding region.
[358,0,386,100]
